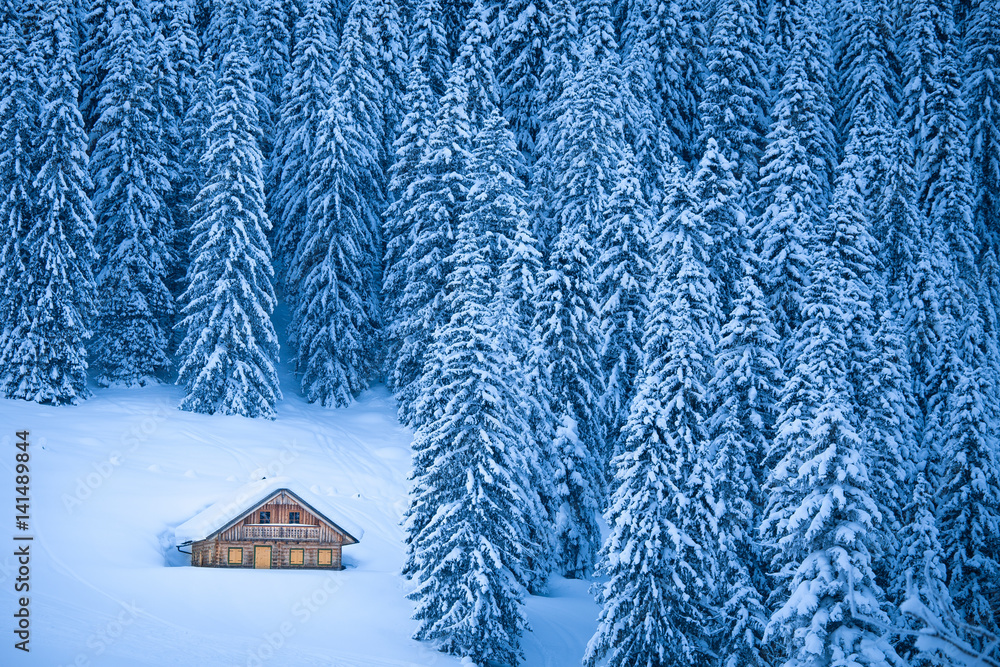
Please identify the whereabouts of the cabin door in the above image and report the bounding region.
[254,545,271,569]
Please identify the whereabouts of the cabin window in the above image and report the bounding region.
[259,511,270,524]
[318,549,332,566]
[289,548,304,566]
[228,547,243,565]
[289,511,300,524]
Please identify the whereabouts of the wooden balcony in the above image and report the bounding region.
[240,524,319,541]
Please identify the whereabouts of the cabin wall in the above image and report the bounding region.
[191,538,344,570]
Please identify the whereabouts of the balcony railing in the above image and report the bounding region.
[241,524,319,541]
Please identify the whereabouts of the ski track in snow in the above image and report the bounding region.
[0,381,599,666]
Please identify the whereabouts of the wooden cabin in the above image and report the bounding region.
[174,478,362,570]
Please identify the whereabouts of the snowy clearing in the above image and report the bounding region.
[0,381,597,666]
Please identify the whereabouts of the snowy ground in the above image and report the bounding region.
[0,360,598,665]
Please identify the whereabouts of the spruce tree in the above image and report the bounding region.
[894,472,957,667]
[391,1,498,425]
[89,0,175,386]
[753,9,836,356]
[619,6,670,208]
[534,208,605,579]
[937,303,1000,636]
[496,0,552,157]
[407,0,449,99]
[708,263,780,667]
[253,0,291,169]
[586,165,718,667]
[176,1,281,419]
[698,0,767,189]
[922,41,977,292]
[898,0,946,193]
[382,60,436,410]
[0,21,37,356]
[271,0,334,276]
[530,0,579,253]
[595,148,651,459]
[370,0,405,175]
[762,232,900,667]
[405,118,534,664]
[80,0,114,135]
[0,0,98,404]
[176,50,215,286]
[965,0,1000,255]
[286,0,385,407]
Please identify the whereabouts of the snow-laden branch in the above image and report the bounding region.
[847,568,1000,667]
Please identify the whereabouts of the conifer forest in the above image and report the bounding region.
[2,0,1000,664]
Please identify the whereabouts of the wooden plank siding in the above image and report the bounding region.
[188,489,348,570]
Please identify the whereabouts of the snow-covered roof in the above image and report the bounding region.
[173,476,364,545]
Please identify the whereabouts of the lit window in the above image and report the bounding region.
[259,511,270,524]
[289,512,300,524]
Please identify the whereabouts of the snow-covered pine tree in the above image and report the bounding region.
[937,302,1000,638]
[921,39,977,293]
[89,0,175,386]
[166,0,199,115]
[530,0,579,252]
[161,0,199,290]
[253,0,291,179]
[286,0,385,407]
[496,0,551,158]
[753,4,836,358]
[80,0,114,135]
[595,147,651,459]
[862,304,920,595]
[533,200,605,580]
[469,109,557,591]
[500,222,560,594]
[761,220,900,667]
[0,0,99,404]
[370,0,405,175]
[382,59,435,413]
[392,1,498,426]
[898,0,946,196]
[439,0,472,61]
[405,116,533,664]
[0,19,37,368]
[586,164,718,667]
[876,130,923,305]
[965,0,1000,258]
[619,6,670,209]
[579,0,618,62]
[625,0,706,165]
[271,0,334,279]
[695,138,744,316]
[175,0,281,419]
[708,261,781,667]
[536,39,629,575]
[407,0,449,100]
[148,0,185,207]
[893,471,957,667]
[698,0,767,191]
[449,0,499,134]
[175,49,215,285]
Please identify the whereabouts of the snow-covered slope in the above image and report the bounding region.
[0,380,598,666]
